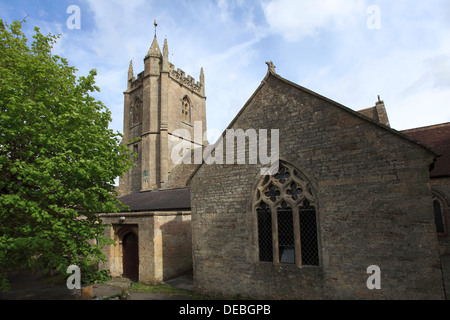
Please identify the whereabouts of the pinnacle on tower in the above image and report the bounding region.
[147,35,162,58]
[162,38,169,72]
[128,60,133,79]
[147,19,162,58]
[200,67,205,96]
[163,38,169,57]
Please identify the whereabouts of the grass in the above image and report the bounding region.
[130,281,206,299]
[130,282,190,295]
[129,282,251,300]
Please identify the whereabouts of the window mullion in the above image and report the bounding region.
[271,205,279,264]
[293,206,301,267]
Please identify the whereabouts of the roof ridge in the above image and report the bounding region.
[402,122,450,133]
[186,62,441,184]
[267,68,440,157]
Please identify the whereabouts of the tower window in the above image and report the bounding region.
[133,98,141,124]
[254,162,319,266]
[130,97,142,126]
[133,144,139,162]
[134,103,140,123]
[182,96,191,122]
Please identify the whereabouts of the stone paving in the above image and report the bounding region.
[0,269,196,300]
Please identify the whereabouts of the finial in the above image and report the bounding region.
[376,95,384,105]
[163,38,169,56]
[128,59,133,79]
[265,61,276,74]
[154,19,158,37]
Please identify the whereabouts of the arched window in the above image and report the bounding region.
[133,98,141,124]
[181,96,191,122]
[254,162,319,266]
[133,144,139,163]
[129,105,134,124]
[433,197,446,234]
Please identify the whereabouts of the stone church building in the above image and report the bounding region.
[99,33,450,299]
[98,33,205,284]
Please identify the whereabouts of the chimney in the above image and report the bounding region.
[357,95,391,127]
[375,96,390,127]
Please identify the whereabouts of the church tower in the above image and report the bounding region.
[119,28,207,195]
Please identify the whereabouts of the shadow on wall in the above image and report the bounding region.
[160,214,193,281]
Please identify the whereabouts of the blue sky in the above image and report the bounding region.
[1,0,450,142]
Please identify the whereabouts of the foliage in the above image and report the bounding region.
[120,287,130,297]
[101,287,129,300]
[130,282,196,297]
[0,19,134,291]
[79,262,111,285]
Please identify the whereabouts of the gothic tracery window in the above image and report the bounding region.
[182,96,191,122]
[254,162,319,266]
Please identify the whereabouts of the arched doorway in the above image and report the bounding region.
[122,232,139,282]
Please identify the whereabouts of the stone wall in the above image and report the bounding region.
[99,211,192,284]
[433,177,450,255]
[188,72,445,299]
[156,213,193,280]
[166,72,206,176]
[434,177,450,296]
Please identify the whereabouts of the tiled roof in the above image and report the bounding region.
[402,122,450,178]
[118,188,190,212]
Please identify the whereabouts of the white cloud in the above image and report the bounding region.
[262,0,366,41]
[84,0,152,63]
[405,55,450,92]
[390,89,450,130]
[201,37,261,69]
[11,0,449,136]
[260,0,450,132]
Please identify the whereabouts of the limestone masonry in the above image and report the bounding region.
[101,32,450,299]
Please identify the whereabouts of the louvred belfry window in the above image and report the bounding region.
[254,162,319,266]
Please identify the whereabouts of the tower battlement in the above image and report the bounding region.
[128,71,144,91]
[169,64,204,96]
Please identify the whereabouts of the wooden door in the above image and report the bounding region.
[122,232,139,282]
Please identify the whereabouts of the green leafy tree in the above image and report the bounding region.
[0,20,134,292]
